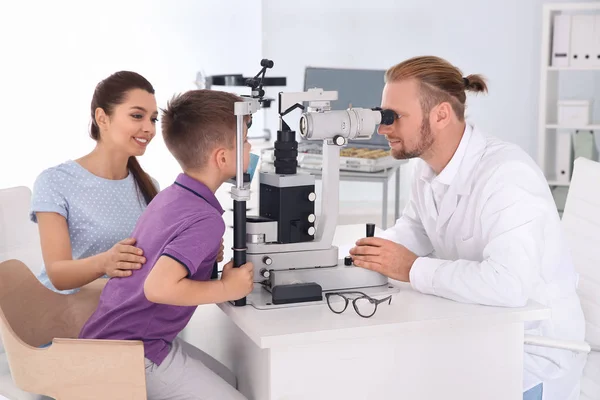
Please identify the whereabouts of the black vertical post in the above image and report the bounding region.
[233,199,247,306]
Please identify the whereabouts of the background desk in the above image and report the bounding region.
[261,163,403,229]
[187,224,550,400]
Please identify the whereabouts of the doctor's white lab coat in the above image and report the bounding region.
[381,123,586,400]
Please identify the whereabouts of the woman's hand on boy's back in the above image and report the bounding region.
[98,238,146,277]
[221,261,254,300]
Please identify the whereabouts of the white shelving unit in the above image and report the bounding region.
[538,2,600,187]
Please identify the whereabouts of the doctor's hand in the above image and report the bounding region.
[349,237,418,282]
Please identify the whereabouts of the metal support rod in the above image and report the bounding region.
[233,114,247,307]
[236,115,244,189]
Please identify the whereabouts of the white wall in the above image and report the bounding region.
[2,0,595,209]
[0,0,262,191]
[261,0,594,210]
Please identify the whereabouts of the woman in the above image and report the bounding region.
[30,71,159,293]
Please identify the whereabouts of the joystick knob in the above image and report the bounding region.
[366,223,375,237]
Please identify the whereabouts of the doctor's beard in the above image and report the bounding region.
[390,116,434,160]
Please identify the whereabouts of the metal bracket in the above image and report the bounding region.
[231,187,251,201]
[234,98,261,116]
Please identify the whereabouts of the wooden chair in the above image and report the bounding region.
[0,259,146,399]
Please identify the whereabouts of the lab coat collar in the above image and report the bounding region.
[421,122,485,195]
[422,122,487,228]
[453,122,487,196]
[436,123,472,186]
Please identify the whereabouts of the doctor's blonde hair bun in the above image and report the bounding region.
[462,74,487,93]
[385,56,488,121]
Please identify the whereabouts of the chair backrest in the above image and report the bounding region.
[0,187,43,275]
[0,259,104,347]
[561,157,600,395]
[562,157,600,349]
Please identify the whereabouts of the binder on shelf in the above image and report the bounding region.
[573,130,598,161]
[594,14,600,67]
[552,14,571,67]
[570,14,596,67]
[555,131,574,184]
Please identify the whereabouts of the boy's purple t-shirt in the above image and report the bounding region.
[79,173,225,365]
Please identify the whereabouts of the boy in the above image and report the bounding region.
[79,90,254,400]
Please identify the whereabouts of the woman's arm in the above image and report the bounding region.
[36,212,145,291]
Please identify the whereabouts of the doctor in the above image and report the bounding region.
[350,56,586,400]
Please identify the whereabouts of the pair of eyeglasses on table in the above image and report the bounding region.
[325,291,393,318]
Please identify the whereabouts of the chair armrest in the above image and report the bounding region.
[524,334,591,354]
[52,337,143,346]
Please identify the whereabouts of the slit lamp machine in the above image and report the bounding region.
[230,60,398,309]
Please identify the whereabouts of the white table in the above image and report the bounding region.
[216,288,548,400]
[197,224,551,400]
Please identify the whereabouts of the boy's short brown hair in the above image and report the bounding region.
[161,89,243,170]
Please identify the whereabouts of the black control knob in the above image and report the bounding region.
[261,59,274,68]
[366,223,375,238]
[344,256,353,266]
[260,268,271,279]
